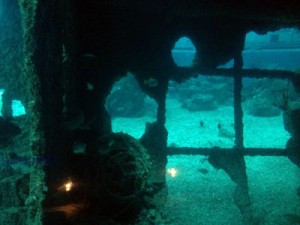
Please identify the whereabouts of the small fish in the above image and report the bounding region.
[80,53,96,59]
[73,142,87,154]
[86,82,94,91]
[144,77,159,88]
[200,120,204,128]
[198,168,209,174]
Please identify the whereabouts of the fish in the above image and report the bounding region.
[73,142,87,154]
[86,82,94,91]
[198,168,209,174]
[199,120,204,128]
[143,77,159,88]
[80,53,96,59]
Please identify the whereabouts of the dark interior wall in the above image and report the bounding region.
[71,0,300,72]
[68,0,300,133]
[12,0,300,224]
[0,1,33,224]
[18,1,69,224]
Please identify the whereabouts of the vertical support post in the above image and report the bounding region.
[1,90,13,119]
[19,1,45,225]
[232,52,256,225]
[233,53,244,149]
[20,1,65,224]
[140,72,169,214]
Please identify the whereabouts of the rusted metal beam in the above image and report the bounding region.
[233,55,244,149]
[172,67,297,82]
[167,146,290,156]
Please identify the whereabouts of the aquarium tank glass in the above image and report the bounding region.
[1,1,300,225]
[108,29,300,225]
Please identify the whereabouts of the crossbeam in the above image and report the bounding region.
[167,146,291,156]
[172,67,297,82]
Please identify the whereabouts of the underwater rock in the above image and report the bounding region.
[218,123,235,139]
[105,74,148,118]
[45,133,152,223]
[86,132,152,222]
[174,76,233,106]
[283,102,300,137]
[286,138,300,167]
[245,96,281,117]
[181,94,218,111]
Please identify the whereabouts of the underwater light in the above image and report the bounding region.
[57,178,75,192]
[64,180,74,192]
[167,168,178,177]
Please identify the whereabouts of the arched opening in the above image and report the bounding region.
[166,76,235,148]
[0,89,26,117]
[171,36,196,67]
[241,28,300,148]
[105,73,157,139]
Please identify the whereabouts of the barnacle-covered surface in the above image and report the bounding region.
[41,132,153,224]
[87,133,152,220]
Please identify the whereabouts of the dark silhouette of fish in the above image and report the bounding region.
[144,77,159,88]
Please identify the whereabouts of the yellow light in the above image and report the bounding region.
[167,168,178,177]
[64,180,73,192]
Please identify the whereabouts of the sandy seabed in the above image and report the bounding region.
[112,98,300,225]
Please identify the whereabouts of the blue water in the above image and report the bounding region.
[107,29,300,225]
[172,29,300,71]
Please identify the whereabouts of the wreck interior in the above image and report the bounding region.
[0,0,300,225]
